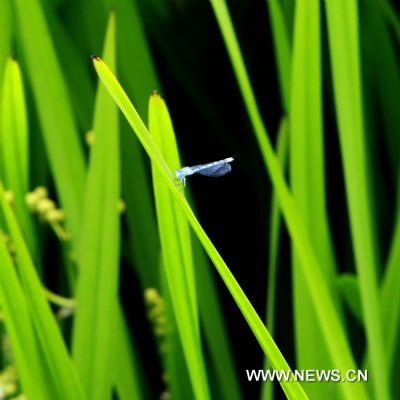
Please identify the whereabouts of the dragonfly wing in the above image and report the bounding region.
[197,163,232,177]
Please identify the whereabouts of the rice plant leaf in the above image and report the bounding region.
[266,0,291,109]
[41,0,95,132]
[0,230,52,399]
[1,59,28,190]
[381,0,400,49]
[108,0,161,288]
[0,183,85,400]
[325,1,389,398]
[261,118,288,400]
[280,0,295,37]
[12,0,85,239]
[0,58,37,255]
[72,14,120,400]
[336,274,362,324]
[0,0,11,91]
[362,0,400,174]
[114,305,145,400]
[192,235,242,400]
[92,56,308,400]
[161,266,195,400]
[206,1,367,398]
[290,2,338,398]
[149,93,209,400]
[380,216,400,371]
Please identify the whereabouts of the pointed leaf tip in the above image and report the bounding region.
[151,90,162,98]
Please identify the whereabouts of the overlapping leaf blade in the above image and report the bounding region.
[325,1,389,398]
[72,14,121,400]
[0,183,85,400]
[207,1,366,398]
[92,56,308,400]
[149,93,209,400]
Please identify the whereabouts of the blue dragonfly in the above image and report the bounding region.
[175,157,234,186]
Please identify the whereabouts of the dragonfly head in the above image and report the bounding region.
[175,167,191,179]
[175,167,192,186]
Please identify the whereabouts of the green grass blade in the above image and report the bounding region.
[42,0,95,132]
[0,183,85,400]
[193,235,242,400]
[72,14,120,400]
[290,0,337,288]
[206,1,367,398]
[363,215,400,394]
[0,58,37,255]
[1,59,28,190]
[0,233,51,399]
[336,274,362,324]
[161,267,195,400]
[381,0,400,45]
[106,0,161,117]
[114,305,145,400]
[280,0,295,37]
[0,185,55,399]
[362,0,400,173]
[381,216,400,371]
[325,2,389,399]
[0,0,11,185]
[112,0,161,288]
[92,57,308,400]
[290,2,338,397]
[12,0,85,239]
[266,0,291,109]
[261,118,288,400]
[149,93,209,400]
[0,0,11,91]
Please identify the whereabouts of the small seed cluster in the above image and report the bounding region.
[144,288,169,353]
[0,335,20,399]
[25,187,65,224]
[0,366,18,399]
[0,232,15,256]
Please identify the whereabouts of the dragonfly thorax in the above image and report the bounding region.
[175,167,193,179]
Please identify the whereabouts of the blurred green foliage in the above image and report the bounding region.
[0,0,399,399]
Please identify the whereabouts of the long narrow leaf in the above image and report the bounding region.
[111,0,161,288]
[325,2,389,399]
[0,0,11,88]
[266,0,291,109]
[206,1,367,398]
[193,235,242,400]
[114,305,145,400]
[12,0,86,239]
[72,14,120,400]
[0,238,50,399]
[0,58,37,256]
[290,2,338,398]
[381,215,400,371]
[149,93,210,400]
[261,118,288,400]
[0,186,53,400]
[0,183,85,400]
[92,56,308,400]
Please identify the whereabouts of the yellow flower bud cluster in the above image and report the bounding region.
[0,232,16,256]
[85,130,95,146]
[144,288,169,353]
[0,366,18,398]
[118,199,126,214]
[25,187,65,223]
[4,190,14,206]
[1,335,13,366]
